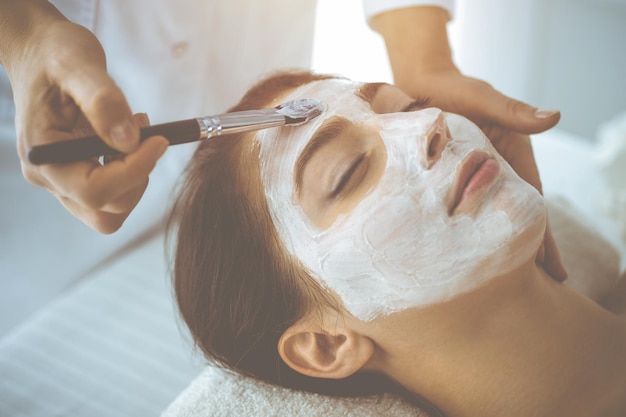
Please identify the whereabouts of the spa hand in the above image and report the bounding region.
[0,2,168,233]
[484,126,568,281]
[396,68,561,135]
[372,6,561,136]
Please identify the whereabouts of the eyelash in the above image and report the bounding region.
[326,97,429,199]
[330,153,366,198]
[402,96,431,112]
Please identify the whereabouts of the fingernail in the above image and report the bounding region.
[109,119,137,149]
[534,109,559,119]
[137,113,150,127]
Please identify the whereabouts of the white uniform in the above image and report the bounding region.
[0,0,455,334]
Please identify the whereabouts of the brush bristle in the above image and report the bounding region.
[276,98,326,126]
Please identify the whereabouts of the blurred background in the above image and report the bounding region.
[312,0,626,143]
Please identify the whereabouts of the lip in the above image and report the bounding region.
[448,151,499,215]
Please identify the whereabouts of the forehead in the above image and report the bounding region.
[258,79,417,162]
[280,79,372,117]
[257,80,371,156]
[271,79,409,145]
[278,79,414,119]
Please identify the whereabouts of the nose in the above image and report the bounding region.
[420,110,449,169]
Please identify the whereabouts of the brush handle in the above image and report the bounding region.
[27,119,201,165]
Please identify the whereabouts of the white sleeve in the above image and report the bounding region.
[363,0,456,22]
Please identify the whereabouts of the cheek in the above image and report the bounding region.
[444,113,495,151]
[314,187,520,322]
[264,111,544,322]
[491,177,547,249]
[361,194,449,279]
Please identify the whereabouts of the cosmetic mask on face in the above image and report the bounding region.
[257,80,546,322]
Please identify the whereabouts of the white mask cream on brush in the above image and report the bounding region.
[258,80,546,322]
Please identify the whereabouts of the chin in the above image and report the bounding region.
[492,179,547,268]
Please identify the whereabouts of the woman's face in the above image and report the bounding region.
[256,79,546,321]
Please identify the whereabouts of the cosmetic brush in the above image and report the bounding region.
[27,98,326,165]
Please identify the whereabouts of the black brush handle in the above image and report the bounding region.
[27,119,201,165]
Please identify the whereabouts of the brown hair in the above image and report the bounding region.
[168,70,440,408]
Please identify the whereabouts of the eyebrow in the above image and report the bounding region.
[294,116,352,196]
[293,82,387,196]
[355,82,388,105]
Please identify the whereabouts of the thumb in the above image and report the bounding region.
[479,88,561,135]
[60,65,139,153]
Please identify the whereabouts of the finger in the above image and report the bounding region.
[101,178,149,215]
[134,112,150,128]
[72,113,95,136]
[52,172,149,229]
[475,87,561,135]
[55,61,140,153]
[101,113,150,165]
[42,135,168,210]
[20,158,53,189]
[482,127,544,194]
[541,224,568,282]
[77,136,167,209]
[69,111,148,142]
[57,194,131,234]
[536,239,546,265]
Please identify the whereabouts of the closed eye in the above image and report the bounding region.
[330,153,367,198]
[401,97,431,113]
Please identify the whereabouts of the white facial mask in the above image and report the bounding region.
[258,80,546,321]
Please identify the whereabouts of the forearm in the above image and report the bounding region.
[371,6,455,89]
[0,0,67,72]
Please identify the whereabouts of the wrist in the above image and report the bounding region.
[372,6,457,85]
[0,0,67,71]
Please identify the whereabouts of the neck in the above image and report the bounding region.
[373,261,626,417]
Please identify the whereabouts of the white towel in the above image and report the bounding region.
[161,365,429,417]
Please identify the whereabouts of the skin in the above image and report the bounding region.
[1,1,565,256]
[267,81,626,417]
[0,0,168,233]
[260,79,546,321]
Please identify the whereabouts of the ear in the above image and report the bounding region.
[278,314,374,379]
